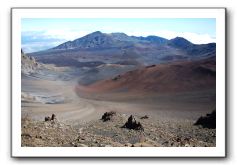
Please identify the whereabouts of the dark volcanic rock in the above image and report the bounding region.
[101,111,116,122]
[45,114,57,122]
[140,115,149,119]
[145,65,156,68]
[51,114,56,120]
[123,115,144,131]
[44,116,51,121]
[194,110,216,129]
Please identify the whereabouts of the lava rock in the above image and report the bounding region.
[194,110,216,129]
[101,111,116,122]
[51,114,56,121]
[122,115,144,131]
[45,116,51,121]
[44,114,57,122]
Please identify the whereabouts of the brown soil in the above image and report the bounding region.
[75,57,215,95]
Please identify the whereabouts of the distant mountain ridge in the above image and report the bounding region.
[52,31,169,50]
[50,31,215,58]
[168,37,216,57]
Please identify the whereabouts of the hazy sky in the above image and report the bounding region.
[22,18,216,53]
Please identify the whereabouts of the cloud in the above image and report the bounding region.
[155,31,216,44]
[42,29,90,41]
[126,30,216,44]
[21,31,66,53]
[21,30,91,53]
[22,41,63,53]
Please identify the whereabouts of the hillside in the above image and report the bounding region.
[76,56,216,95]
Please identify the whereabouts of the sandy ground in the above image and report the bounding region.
[22,71,215,126]
[22,75,102,125]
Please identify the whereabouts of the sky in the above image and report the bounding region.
[21,18,216,53]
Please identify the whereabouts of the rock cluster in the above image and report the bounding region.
[21,112,216,147]
[101,111,116,122]
[122,115,144,131]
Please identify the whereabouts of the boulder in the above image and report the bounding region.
[45,116,51,121]
[194,110,216,128]
[51,114,56,121]
[44,114,57,122]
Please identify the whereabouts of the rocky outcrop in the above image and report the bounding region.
[101,111,116,122]
[122,115,144,131]
[194,110,216,129]
[21,49,39,75]
[45,114,57,122]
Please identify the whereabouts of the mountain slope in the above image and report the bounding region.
[168,37,193,49]
[76,56,216,94]
[53,31,118,50]
[168,37,216,56]
[52,31,169,50]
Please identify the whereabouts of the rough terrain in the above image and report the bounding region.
[22,112,216,147]
[21,35,216,147]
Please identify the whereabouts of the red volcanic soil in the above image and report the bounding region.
[75,57,216,95]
